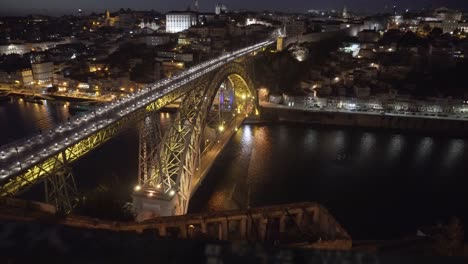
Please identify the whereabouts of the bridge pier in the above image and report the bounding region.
[132,192,178,221]
[44,166,78,214]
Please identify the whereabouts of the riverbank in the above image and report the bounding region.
[259,105,468,134]
[0,88,111,102]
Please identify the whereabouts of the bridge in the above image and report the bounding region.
[0,39,276,216]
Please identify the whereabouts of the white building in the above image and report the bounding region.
[139,19,160,31]
[166,12,198,33]
[0,38,73,56]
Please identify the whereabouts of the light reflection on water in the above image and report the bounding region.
[189,123,468,240]
[414,136,433,165]
[443,139,465,168]
[0,99,70,145]
[387,134,404,161]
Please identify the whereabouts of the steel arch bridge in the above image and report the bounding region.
[134,61,257,217]
[0,39,275,214]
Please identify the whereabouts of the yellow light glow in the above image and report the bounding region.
[241,94,246,100]
[218,125,225,132]
[134,185,141,191]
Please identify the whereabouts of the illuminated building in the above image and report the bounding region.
[31,62,54,84]
[166,12,198,33]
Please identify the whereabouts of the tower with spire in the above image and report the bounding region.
[192,0,200,12]
[342,5,348,19]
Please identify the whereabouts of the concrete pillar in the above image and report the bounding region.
[159,226,167,236]
[312,208,319,224]
[246,217,252,240]
[220,220,228,240]
[239,217,247,239]
[296,211,304,228]
[279,215,286,233]
[258,218,268,242]
[201,221,207,234]
[179,224,188,239]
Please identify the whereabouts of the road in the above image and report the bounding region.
[261,102,468,122]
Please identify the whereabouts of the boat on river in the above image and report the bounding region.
[23,95,44,104]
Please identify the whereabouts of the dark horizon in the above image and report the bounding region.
[0,0,467,17]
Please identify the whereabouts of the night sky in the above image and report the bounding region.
[0,0,467,15]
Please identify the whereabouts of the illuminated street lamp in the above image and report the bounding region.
[134,185,141,192]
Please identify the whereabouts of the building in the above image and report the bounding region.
[434,7,462,22]
[358,30,380,43]
[139,19,159,31]
[342,6,349,19]
[0,38,73,56]
[285,20,306,37]
[31,62,54,84]
[215,3,228,15]
[118,13,136,29]
[20,69,34,86]
[156,51,194,63]
[166,12,198,33]
[145,35,171,46]
[105,10,119,27]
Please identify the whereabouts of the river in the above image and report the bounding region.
[1,98,468,240]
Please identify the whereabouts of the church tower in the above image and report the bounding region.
[342,6,348,18]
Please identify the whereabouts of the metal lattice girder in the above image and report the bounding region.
[138,111,164,188]
[0,76,207,197]
[146,62,258,215]
[0,123,121,196]
[156,76,212,210]
[44,167,78,214]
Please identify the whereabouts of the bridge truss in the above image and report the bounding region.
[135,62,256,215]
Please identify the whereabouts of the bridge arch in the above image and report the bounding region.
[135,62,257,217]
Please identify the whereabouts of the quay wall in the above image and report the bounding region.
[260,107,468,132]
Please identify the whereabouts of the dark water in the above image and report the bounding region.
[0,99,71,145]
[2,99,468,239]
[188,124,468,240]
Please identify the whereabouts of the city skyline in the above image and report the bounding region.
[1,0,468,16]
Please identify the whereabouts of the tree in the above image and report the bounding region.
[429,27,443,39]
